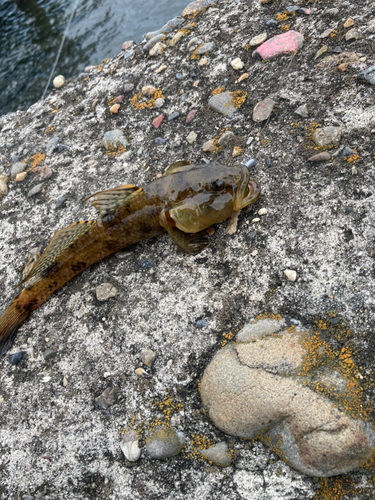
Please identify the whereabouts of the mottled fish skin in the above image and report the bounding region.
[0,162,260,358]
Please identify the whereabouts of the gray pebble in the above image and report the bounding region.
[175,72,183,80]
[11,162,27,177]
[77,72,89,81]
[196,42,215,55]
[46,136,59,154]
[217,130,234,146]
[341,147,356,157]
[285,5,300,13]
[144,34,164,52]
[145,427,183,459]
[145,16,184,40]
[11,155,19,163]
[325,8,339,16]
[58,144,70,152]
[196,319,208,329]
[120,430,141,462]
[333,46,342,53]
[55,196,67,209]
[95,387,118,410]
[200,442,231,467]
[96,282,118,301]
[123,83,135,93]
[141,348,157,367]
[102,129,129,150]
[266,19,278,28]
[180,94,188,103]
[27,184,43,198]
[295,104,308,118]
[9,351,26,365]
[139,258,156,269]
[266,158,272,167]
[154,98,165,108]
[208,92,237,118]
[43,348,57,361]
[168,112,180,121]
[124,52,131,59]
[154,138,166,145]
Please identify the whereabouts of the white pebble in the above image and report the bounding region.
[252,217,260,223]
[251,250,258,256]
[121,430,141,462]
[0,179,8,195]
[230,58,244,70]
[53,75,65,88]
[258,208,268,216]
[284,269,297,282]
[96,282,118,301]
[186,131,197,144]
[154,98,165,108]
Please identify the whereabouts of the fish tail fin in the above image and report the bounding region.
[0,301,29,358]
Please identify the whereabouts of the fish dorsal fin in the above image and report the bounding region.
[165,161,192,175]
[16,220,96,288]
[84,184,143,216]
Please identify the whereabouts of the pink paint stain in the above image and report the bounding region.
[256,30,304,60]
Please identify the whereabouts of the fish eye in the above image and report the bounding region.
[210,179,225,191]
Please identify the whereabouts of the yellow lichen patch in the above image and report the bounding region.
[314,475,375,500]
[105,145,126,157]
[276,11,291,21]
[187,434,215,461]
[221,331,234,348]
[152,396,184,421]
[345,154,360,163]
[231,90,247,109]
[261,138,272,146]
[330,29,338,37]
[31,153,45,169]
[281,24,290,31]
[191,44,203,60]
[254,312,283,323]
[44,126,56,134]
[107,97,116,106]
[130,88,165,110]
[211,87,225,95]
[52,108,60,113]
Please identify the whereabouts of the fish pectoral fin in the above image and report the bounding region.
[15,220,96,288]
[160,210,210,255]
[84,184,143,216]
[164,160,192,175]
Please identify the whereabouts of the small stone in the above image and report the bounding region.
[187,37,203,51]
[284,269,297,282]
[198,57,208,66]
[182,0,217,17]
[170,31,186,47]
[315,45,328,59]
[152,114,164,128]
[141,349,157,367]
[232,146,242,157]
[217,131,234,146]
[186,131,197,144]
[144,34,164,52]
[197,42,215,55]
[266,158,272,167]
[186,109,197,123]
[55,196,67,209]
[15,172,27,182]
[285,5,300,13]
[249,33,267,47]
[121,430,141,462]
[53,75,65,88]
[226,210,240,235]
[230,58,244,70]
[27,184,43,198]
[295,104,308,118]
[168,112,180,121]
[345,28,360,41]
[253,97,275,122]
[237,73,249,83]
[123,83,134,93]
[200,442,231,467]
[110,104,120,114]
[102,129,128,150]
[319,28,333,38]
[11,162,27,177]
[202,139,215,152]
[175,72,183,80]
[62,376,68,387]
[325,8,339,16]
[338,63,349,72]
[312,126,341,146]
[209,92,237,118]
[135,367,148,376]
[196,319,208,329]
[341,146,356,157]
[257,31,304,60]
[344,18,354,28]
[154,98,165,108]
[96,283,118,301]
[157,65,167,74]
[113,95,124,104]
[9,351,26,365]
[357,66,375,85]
[149,42,165,56]
[142,85,157,96]
[43,348,57,361]
[84,65,96,72]
[266,19,278,28]
[258,208,267,215]
[139,258,156,269]
[154,138,166,145]
[122,40,134,51]
[46,136,59,153]
[0,179,7,195]
[308,152,331,162]
[145,427,183,459]
[95,387,118,410]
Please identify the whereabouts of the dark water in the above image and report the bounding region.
[0,0,188,116]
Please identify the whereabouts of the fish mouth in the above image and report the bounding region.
[235,178,261,210]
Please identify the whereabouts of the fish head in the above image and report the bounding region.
[167,162,260,233]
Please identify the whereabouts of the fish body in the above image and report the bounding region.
[0,162,260,357]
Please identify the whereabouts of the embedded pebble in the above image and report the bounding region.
[202,139,215,152]
[186,131,197,144]
[135,367,147,376]
[199,442,231,467]
[284,269,297,282]
[209,92,237,118]
[154,98,165,108]
[319,29,333,39]
[53,75,65,88]
[312,126,341,146]
[168,111,180,121]
[295,104,308,118]
[144,34,163,52]
[123,83,134,93]
[266,19,278,28]
[84,65,96,72]
[175,73,182,80]
[15,172,27,182]
[145,427,183,459]
[285,5,300,13]
[142,85,157,96]
[95,387,118,410]
[253,97,275,122]
[121,430,141,462]
[43,348,57,361]
[230,58,243,70]
[258,208,267,215]
[122,40,134,51]
[139,258,156,269]
[217,131,234,146]
[96,282,118,301]
[113,95,124,104]
[9,351,26,365]
[196,319,208,329]
[266,158,272,167]
[345,28,360,41]
[341,146,356,157]
[244,158,256,168]
[55,196,67,209]
[197,42,215,55]
[110,104,120,114]
[156,65,167,73]
[170,31,185,47]
[344,18,354,28]
[199,57,208,66]
[237,73,249,83]
[308,152,331,162]
[257,31,304,60]
[141,348,157,367]
[0,179,7,195]
[46,136,59,153]
[11,162,27,177]
[232,147,242,157]
[315,45,328,59]
[27,184,43,198]
[154,138,166,145]
[249,33,267,47]
[357,66,375,85]
[182,0,217,17]
[149,42,165,56]
[186,109,197,123]
[102,129,128,150]
[152,114,164,128]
